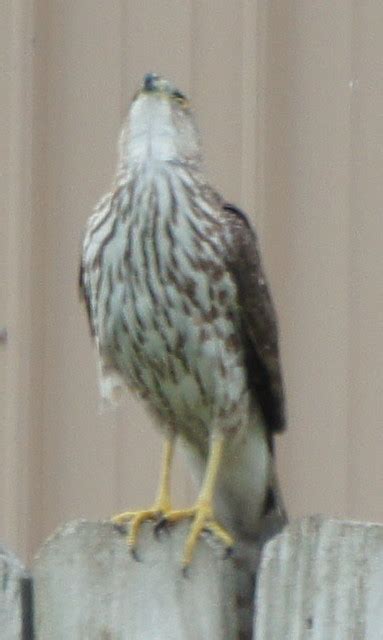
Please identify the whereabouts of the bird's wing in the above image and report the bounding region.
[222,203,286,433]
[79,192,114,338]
[79,255,95,337]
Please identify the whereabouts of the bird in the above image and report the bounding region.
[80,72,287,635]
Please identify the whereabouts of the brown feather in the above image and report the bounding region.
[223,203,286,433]
[79,256,95,337]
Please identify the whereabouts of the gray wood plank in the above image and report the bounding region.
[254,515,383,639]
[0,545,32,640]
[33,519,238,639]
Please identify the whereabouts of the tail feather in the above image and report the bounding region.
[234,473,287,639]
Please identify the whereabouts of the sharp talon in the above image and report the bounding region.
[154,517,167,533]
[154,517,170,538]
[180,503,235,566]
[182,564,190,579]
[130,547,141,562]
[111,507,165,550]
[225,546,234,559]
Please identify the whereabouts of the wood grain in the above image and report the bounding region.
[33,520,238,639]
[255,515,383,639]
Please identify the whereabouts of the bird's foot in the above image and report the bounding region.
[112,499,171,558]
[155,500,234,571]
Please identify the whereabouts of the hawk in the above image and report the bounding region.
[79,73,286,614]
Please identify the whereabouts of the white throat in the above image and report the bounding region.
[124,95,178,166]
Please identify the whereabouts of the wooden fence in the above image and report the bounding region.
[2,516,383,639]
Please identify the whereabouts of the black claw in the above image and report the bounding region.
[182,564,190,579]
[225,546,234,559]
[130,547,141,563]
[154,517,170,538]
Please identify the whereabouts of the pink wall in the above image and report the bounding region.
[1,0,383,560]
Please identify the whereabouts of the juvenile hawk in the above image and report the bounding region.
[79,74,286,599]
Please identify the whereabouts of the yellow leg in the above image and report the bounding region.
[159,433,234,569]
[112,435,175,553]
[153,433,174,511]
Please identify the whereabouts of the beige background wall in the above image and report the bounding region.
[1,0,383,561]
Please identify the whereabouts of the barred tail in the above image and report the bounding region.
[233,473,287,639]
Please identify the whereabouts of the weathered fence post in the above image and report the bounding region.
[254,515,383,639]
[3,515,383,637]
[0,545,32,640]
[32,519,238,639]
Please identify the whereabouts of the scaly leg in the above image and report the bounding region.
[112,434,175,554]
[158,433,234,569]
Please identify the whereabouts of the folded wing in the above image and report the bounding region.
[223,203,286,433]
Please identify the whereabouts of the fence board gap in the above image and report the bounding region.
[0,545,32,640]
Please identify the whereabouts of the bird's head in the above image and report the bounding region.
[119,73,202,169]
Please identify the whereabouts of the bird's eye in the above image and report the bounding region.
[172,91,188,106]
